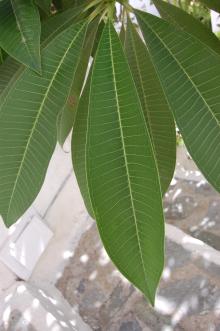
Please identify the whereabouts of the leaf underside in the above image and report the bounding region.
[0,0,41,72]
[72,69,94,218]
[152,0,220,56]
[136,9,220,193]
[57,18,99,146]
[125,17,176,194]
[86,21,165,305]
[35,0,51,14]
[0,21,87,227]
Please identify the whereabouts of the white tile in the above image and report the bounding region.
[31,172,93,284]
[33,144,73,217]
[0,217,53,280]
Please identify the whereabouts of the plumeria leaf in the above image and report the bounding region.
[0,21,87,227]
[85,21,165,305]
[125,17,176,194]
[0,0,41,72]
[136,9,220,193]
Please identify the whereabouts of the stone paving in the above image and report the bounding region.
[165,178,220,251]
[57,221,220,331]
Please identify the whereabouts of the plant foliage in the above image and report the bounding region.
[0,0,219,304]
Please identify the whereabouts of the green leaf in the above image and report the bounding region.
[124,18,176,194]
[198,0,220,12]
[91,20,104,57]
[0,0,41,72]
[0,58,22,106]
[0,49,3,65]
[152,0,220,56]
[62,0,88,10]
[40,7,83,45]
[86,21,164,304]
[57,19,99,146]
[119,23,125,45]
[0,7,84,111]
[72,69,94,218]
[136,9,220,193]
[35,0,51,14]
[0,21,87,227]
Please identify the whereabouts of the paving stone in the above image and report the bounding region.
[56,223,220,330]
[165,178,220,251]
[119,320,142,331]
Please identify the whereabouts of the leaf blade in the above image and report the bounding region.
[152,0,220,56]
[57,18,99,146]
[124,18,176,194]
[86,21,165,304]
[72,69,94,217]
[0,0,41,71]
[198,0,220,13]
[35,0,51,14]
[0,21,87,227]
[136,9,220,193]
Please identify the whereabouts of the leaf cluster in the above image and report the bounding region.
[0,0,220,304]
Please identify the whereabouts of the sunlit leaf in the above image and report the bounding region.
[0,21,87,227]
[136,9,220,193]
[125,18,176,194]
[0,0,41,72]
[86,21,164,305]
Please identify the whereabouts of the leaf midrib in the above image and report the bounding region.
[108,24,148,290]
[11,0,40,67]
[6,23,86,221]
[138,13,220,132]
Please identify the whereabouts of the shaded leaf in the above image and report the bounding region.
[86,21,164,304]
[72,69,94,217]
[198,0,220,13]
[57,19,99,146]
[125,18,176,194]
[152,0,220,56]
[136,9,220,193]
[35,0,51,14]
[0,49,3,65]
[0,21,87,227]
[119,23,125,45]
[0,58,22,106]
[0,7,85,111]
[40,6,83,44]
[91,20,104,57]
[0,0,41,72]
